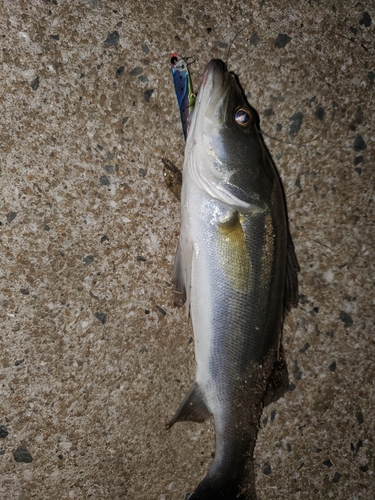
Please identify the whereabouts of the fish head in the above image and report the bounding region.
[186,59,271,209]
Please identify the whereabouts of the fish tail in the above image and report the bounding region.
[187,472,257,500]
[187,453,257,500]
[187,416,260,500]
[187,474,240,500]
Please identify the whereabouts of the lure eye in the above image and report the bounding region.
[234,108,252,127]
[171,56,178,65]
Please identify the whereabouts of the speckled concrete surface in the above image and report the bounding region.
[1,1,374,499]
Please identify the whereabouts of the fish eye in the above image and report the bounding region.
[234,108,252,127]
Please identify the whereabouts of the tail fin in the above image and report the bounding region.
[187,474,239,500]
[187,459,257,500]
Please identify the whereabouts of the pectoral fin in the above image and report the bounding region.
[216,210,251,293]
[167,382,211,429]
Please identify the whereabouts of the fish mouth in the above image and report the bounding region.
[192,59,234,128]
[202,59,227,89]
[201,59,233,102]
[187,59,234,152]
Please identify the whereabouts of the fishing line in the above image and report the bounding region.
[324,30,371,52]
[254,65,337,149]
[225,26,248,67]
[184,56,196,67]
[223,17,373,149]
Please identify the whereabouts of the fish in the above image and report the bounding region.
[167,59,299,499]
[170,53,196,139]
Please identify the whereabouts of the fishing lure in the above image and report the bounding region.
[170,53,195,140]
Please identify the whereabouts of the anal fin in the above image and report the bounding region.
[263,353,289,407]
[167,382,211,430]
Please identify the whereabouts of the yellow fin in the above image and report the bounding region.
[216,212,251,292]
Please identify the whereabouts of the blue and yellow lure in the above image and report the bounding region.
[170,53,195,140]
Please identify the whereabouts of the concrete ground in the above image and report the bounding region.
[1,1,374,499]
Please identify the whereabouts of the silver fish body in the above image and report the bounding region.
[169,60,299,499]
